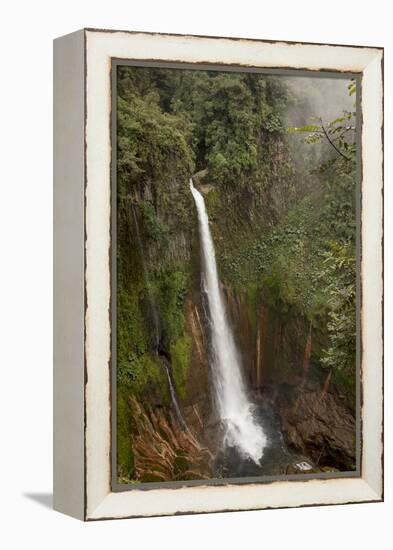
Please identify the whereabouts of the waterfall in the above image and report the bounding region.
[190,179,267,463]
[161,357,187,430]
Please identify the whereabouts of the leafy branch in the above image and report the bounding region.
[287,110,356,162]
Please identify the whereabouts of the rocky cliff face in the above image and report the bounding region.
[118,282,356,482]
[117,178,356,481]
[278,382,356,470]
[224,289,356,472]
[127,396,212,483]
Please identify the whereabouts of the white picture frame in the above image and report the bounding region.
[53,28,383,520]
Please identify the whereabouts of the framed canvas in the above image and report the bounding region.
[53,28,384,521]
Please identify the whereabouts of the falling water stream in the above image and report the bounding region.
[190,179,267,464]
[161,358,187,430]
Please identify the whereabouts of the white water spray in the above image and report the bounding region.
[190,179,267,463]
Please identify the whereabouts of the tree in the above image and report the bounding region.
[288,81,357,393]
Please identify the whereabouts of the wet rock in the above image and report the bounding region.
[183,297,210,407]
[278,383,356,471]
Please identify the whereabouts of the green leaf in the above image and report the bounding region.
[287,124,321,133]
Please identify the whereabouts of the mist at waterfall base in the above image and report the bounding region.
[190,179,272,472]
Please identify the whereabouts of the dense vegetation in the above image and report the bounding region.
[116,65,357,480]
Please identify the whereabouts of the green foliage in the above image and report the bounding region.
[287,124,321,134]
[117,91,195,191]
[139,201,169,246]
[117,283,167,395]
[262,255,297,312]
[348,79,357,96]
[202,75,258,184]
[319,241,356,375]
[154,270,189,346]
[117,391,134,480]
[285,87,357,386]
[117,285,147,378]
[119,68,289,189]
[287,109,356,164]
[170,334,192,399]
[212,82,357,391]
